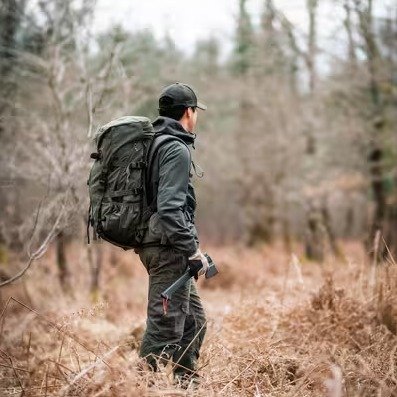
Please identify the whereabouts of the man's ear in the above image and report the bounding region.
[180,108,189,121]
[188,107,197,117]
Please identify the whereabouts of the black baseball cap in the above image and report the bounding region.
[159,82,207,111]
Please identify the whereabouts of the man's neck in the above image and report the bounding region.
[178,119,193,134]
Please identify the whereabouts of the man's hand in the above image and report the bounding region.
[188,248,209,277]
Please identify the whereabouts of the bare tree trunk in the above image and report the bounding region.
[306,0,319,94]
[0,0,25,135]
[343,0,357,71]
[305,204,325,262]
[87,242,103,301]
[56,231,70,291]
[0,0,25,245]
[303,0,322,259]
[9,178,24,250]
[282,216,292,254]
[354,0,393,260]
[321,200,344,259]
[344,205,355,238]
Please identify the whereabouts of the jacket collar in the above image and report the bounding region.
[152,116,196,145]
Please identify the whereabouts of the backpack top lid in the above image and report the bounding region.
[93,116,153,145]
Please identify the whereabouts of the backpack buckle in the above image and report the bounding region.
[90,150,102,160]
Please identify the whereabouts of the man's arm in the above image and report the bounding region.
[157,142,198,256]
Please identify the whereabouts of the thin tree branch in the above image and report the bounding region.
[0,204,65,288]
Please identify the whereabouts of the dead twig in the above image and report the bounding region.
[0,362,30,373]
[59,345,120,397]
[219,359,256,394]
[6,297,112,369]
[0,348,25,395]
[0,204,65,288]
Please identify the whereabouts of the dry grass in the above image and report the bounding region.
[0,241,396,396]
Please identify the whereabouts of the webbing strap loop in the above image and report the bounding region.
[107,187,143,198]
[127,161,147,171]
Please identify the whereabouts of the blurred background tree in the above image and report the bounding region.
[0,0,396,289]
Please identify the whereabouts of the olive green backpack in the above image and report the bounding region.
[86,116,153,249]
[87,116,185,249]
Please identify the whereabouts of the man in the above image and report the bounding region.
[137,83,208,384]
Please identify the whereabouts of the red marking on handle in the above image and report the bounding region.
[162,297,169,315]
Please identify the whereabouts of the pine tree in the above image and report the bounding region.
[233,0,254,75]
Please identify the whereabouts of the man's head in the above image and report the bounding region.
[158,83,206,133]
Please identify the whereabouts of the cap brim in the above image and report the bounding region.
[197,101,207,110]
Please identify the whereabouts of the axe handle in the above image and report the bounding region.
[160,256,219,301]
[160,271,191,301]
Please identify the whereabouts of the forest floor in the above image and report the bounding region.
[0,241,397,396]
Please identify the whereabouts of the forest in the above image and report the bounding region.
[0,0,396,396]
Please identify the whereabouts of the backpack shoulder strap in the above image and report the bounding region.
[145,133,190,210]
[147,133,189,172]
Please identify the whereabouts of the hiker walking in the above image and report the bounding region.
[137,83,209,383]
[87,82,209,385]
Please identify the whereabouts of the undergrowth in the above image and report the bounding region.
[0,242,396,396]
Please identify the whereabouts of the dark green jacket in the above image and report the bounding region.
[143,116,199,256]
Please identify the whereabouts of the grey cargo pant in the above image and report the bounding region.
[138,246,207,376]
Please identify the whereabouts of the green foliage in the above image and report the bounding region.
[232,0,254,75]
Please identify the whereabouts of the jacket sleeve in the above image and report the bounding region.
[156,141,198,256]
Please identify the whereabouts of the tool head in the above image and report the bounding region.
[204,254,219,279]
